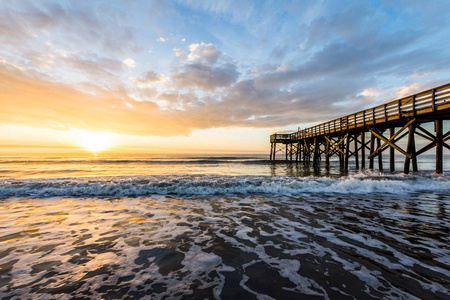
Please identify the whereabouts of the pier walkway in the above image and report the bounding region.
[270,83,450,173]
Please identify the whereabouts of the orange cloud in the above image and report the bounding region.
[0,64,192,136]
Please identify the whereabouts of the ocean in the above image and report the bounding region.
[0,153,449,299]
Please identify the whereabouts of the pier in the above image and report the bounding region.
[270,83,450,173]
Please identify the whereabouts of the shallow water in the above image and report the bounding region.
[1,193,449,299]
[1,153,449,179]
[0,154,449,299]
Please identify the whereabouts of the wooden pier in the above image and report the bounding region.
[270,83,450,173]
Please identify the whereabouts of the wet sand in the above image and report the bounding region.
[0,193,448,299]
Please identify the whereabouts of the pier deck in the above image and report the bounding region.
[270,83,450,173]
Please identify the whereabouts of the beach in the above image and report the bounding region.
[0,154,449,299]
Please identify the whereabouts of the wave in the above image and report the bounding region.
[1,173,449,198]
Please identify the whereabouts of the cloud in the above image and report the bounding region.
[175,0,255,24]
[2,0,450,139]
[187,43,220,64]
[172,63,239,90]
[123,58,136,68]
[0,64,191,136]
[174,48,186,59]
[131,71,164,87]
[0,1,138,54]
[65,54,124,81]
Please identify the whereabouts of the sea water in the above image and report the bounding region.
[0,153,449,299]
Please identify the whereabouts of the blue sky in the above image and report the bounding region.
[0,0,449,152]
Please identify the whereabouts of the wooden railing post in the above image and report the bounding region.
[432,89,436,112]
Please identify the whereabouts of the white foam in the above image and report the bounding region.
[1,173,449,197]
[0,190,449,299]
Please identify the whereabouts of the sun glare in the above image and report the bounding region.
[79,131,113,152]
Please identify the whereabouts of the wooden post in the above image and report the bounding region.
[345,135,350,171]
[299,142,302,162]
[270,143,273,160]
[354,134,359,170]
[339,136,344,169]
[412,131,418,172]
[309,142,312,162]
[313,138,319,166]
[289,143,293,161]
[361,132,366,170]
[369,132,375,170]
[273,143,276,161]
[285,144,288,161]
[390,128,395,172]
[404,123,416,174]
[325,136,330,169]
[377,136,383,171]
[304,141,309,162]
[435,119,443,174]
[302,142,306,162]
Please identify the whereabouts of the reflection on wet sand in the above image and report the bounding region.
[0,194,448,299]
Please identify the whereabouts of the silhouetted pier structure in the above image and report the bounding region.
[270,83,450,173]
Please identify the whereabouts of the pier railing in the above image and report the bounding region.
[270,133,293,143]
[272,83,450,141]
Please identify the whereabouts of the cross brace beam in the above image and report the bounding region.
[368,119,416,159]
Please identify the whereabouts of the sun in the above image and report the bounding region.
[80,131,113,152]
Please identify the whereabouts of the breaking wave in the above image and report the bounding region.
[1,173,449,198]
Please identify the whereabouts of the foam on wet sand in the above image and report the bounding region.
[0,190,448,299]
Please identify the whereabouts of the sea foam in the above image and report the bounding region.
[0,173,448,197]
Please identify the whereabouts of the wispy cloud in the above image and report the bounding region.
[131,71,164,87]
[172,62,239,90]
[0,64,190,136]
[1,0,450,139]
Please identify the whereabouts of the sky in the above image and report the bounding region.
[1,0,450,153]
